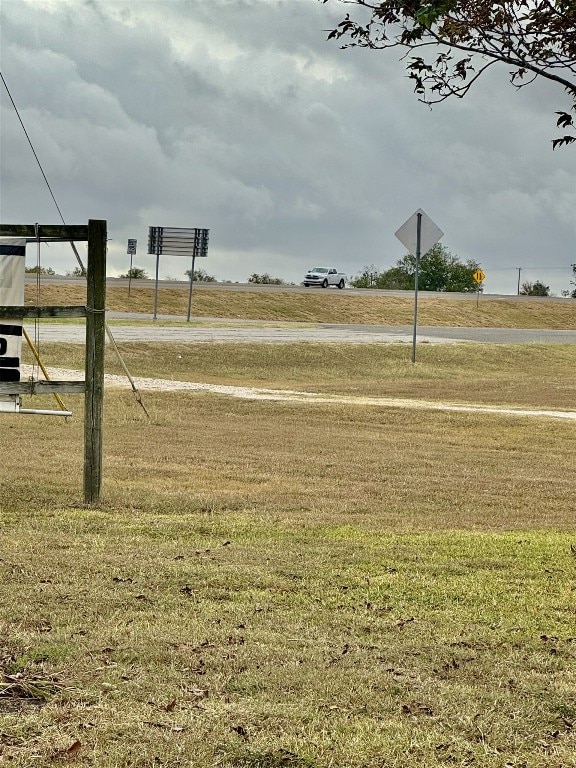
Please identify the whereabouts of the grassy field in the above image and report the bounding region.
[21,340,576,410]
[2,321,576,765]
[25,282,576,328]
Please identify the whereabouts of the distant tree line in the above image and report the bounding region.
[185,268,216,282]
[24,259,576,296]
[351,245,481,292]
[121,267,148,280]
[25,265,55,275]
[519,281,551,297]
[248,273,286,285]
[66,267,85,277]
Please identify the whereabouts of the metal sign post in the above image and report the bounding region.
[127,238,137,297]
[473,267,485,309]
[395,209,444,363]
[153,236,161,321]
[412,212,422,364]
[187,254,196,323]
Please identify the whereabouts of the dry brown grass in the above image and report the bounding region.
[25,340,576,410]
[4,393,573,524]
[25,282,576,328]
[2,341,576,766]
[4,387,576,531]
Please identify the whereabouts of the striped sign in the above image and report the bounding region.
[0,239,26,387]
[473,268,486,284]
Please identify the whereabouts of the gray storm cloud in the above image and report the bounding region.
[1,0,574,294]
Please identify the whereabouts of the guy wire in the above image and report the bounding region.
[1,70,150,418]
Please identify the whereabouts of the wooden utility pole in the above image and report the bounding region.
[84,219,107,503]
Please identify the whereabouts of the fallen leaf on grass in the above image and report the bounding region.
[402,703,434,716]
[52,739,81,760]
[189,688,208,698]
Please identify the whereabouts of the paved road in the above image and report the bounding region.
[28,318,576,345]
[327,324,576,345]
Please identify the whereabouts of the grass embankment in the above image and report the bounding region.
[25,283,576,328]
[2,334,576,765]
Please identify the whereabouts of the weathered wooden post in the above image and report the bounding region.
[0,220,107,502]
[84,219,106,503]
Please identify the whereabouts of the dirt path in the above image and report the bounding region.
[22,365,576,421]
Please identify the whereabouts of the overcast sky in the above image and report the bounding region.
[1,0,575,295]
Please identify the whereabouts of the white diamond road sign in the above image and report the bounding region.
[395,209,443,256]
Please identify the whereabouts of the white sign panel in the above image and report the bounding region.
[395,208,443,256]
[0,239,25,410]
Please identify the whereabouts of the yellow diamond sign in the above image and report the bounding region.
[473,268,485,284]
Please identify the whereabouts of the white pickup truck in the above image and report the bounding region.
[303,267,346,289]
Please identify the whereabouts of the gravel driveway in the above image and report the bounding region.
[21,365,576,422]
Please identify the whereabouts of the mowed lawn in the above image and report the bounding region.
[1,339,576,767]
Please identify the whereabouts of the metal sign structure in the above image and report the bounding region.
[395,209,444,363]
[395,209,444,258]
[126,238,137,296]
[147,226,209,321]
[0,238,25,412]
[473,267,485,308]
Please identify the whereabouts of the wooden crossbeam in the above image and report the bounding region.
[0,224,88,240]
[0,381,85,394]
[0,306,87,319]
